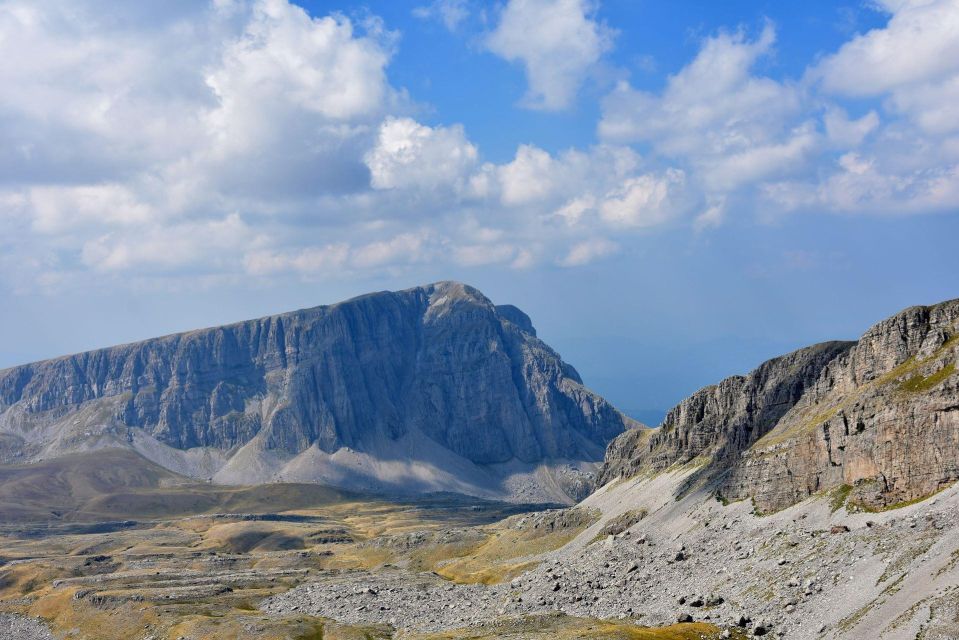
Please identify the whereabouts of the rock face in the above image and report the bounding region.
[0,282,633,502]
[600,299,959,512]
[598,341,854,485]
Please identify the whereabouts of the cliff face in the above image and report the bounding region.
[0,282,632,502]
[600,299,959,512]
[598,341,854,486]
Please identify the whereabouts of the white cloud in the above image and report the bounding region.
[599,24,797,152]
[815,0,959,136]
[0,0,408,286]
[81,214,258,272]
[413,0,469,31]
[759,0,959,215]
[764,153,959,215]
[365,117,478,191]
[553,195,597,226]
[206,0,393,135]
[701,125,818,191]
[3,0,959,295]
[816,0,959,98]
[350,231,433,269]
[486,0,613,110]
[244,244,350,275]
[497,145,562,206]
[27,184,153,234]
[823,107,880,148]
[599,23,813,194]
[693,199,726,232]
[496,143,642,208]
[598,170,687,228]
[558,238,618,267]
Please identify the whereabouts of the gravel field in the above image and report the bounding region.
[0,613,55,640]
[264,469,959,639]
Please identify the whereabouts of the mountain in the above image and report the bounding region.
[0,282,635,503]
[600,298,959,512]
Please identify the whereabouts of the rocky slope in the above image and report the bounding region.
[600,298,959,512]
[263,467,959,639]
[0,281,634,503]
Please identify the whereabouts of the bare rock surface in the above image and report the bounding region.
[600,298,959,513]
[0,281,634,503]
[0,613,55,640]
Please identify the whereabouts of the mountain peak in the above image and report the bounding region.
[0,282,630,504]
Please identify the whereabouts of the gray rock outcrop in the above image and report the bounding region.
[0,282,634,502]
[600,298,959,512]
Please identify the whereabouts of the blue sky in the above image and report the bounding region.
[1,0,957,422]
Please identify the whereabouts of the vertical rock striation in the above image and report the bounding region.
[600,299,959,512]
[0,282,633,501]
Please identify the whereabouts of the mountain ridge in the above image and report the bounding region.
[600,297,959,512]
[0,281,636,503]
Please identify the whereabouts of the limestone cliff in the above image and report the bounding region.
[0,282,633,502]
[598,341,854,485]
[600,299,959,512]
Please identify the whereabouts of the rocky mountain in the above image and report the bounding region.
[0,281,635,503]
[600,298,959,512]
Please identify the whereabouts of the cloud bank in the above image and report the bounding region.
[1,0,957,292]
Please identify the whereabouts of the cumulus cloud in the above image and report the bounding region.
[598,170,687,228]
[350,231,434,269]
[761,0,959,215]
[497,145,563,206]
[816,0,959,100]
[365,117,478,191]
[0,0,407,288]
[486,0,613,110]
[3,0,959,294]
[496,143,643,209]
[599,23,814,193]
[815,0,959,137]
[27,185,154,234]
[764,153,959,215]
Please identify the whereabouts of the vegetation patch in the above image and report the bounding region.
[435,509,598,584]
[898,363,956,393]
[829,484,853,514]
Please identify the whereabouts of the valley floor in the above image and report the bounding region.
[2,465,959,639]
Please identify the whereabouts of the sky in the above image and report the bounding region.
[1,0,958,423]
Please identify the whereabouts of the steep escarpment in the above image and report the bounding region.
[598,341,854,485]
[600,298,959,512]
[0,282,633,502]
[728,300,959,511]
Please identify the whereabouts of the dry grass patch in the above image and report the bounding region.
[406,613,741,640]
[435,510,598,585]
